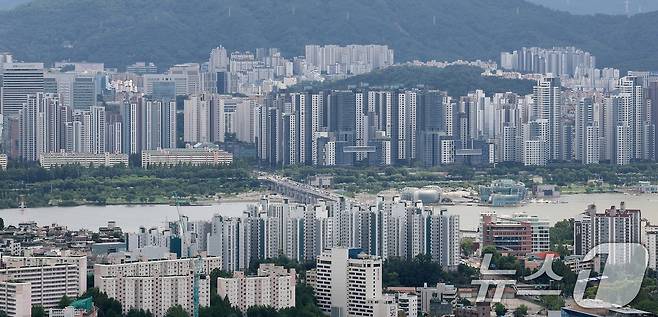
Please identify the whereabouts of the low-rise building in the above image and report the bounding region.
[141,147,233,168]
[217,263,296,311]
[39,152,129,169]
[418,283,457,315]
[481,213,533,256]
[479,179,527,206]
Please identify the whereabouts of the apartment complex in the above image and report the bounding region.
[94,257,220,317]
[39,152,129,169]
[0,256,87,308]
[574,202,642,256]
[217,263,296,311]
[645,226,658,270]
[0,277,31,317]
[141,147,233,168]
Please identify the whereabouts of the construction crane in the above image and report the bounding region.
[173,193,202,317]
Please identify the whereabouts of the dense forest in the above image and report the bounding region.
[0,0,657,70]
[296,65,535,98]
[0,163,260,209]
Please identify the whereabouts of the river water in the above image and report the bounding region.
[0,193,657,232]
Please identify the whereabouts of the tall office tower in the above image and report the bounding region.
[126,62,158,75]
[645,226,658,270]
[314,248,397,317]
[327,90,359,165]
[427,209,460,268]
[121,98,142,154]
[17,93,65,161]
[143,74,188,97]
[142,99,176,150]
[209,46,229,72]
[615,76,653,162]
[72,75,98,110]
[169,63,201,95]
[183,94,211,143]
[575,97,601,164]
[1,63,44,117]
[532,75,562,161]
[573,203,642,263]
[45,72,74,108]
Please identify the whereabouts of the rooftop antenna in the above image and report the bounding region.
[625,0,630,17]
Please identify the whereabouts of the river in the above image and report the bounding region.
[0,193,657,232]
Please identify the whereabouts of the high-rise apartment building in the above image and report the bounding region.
[573,202,642,264]
[314,248,397,317]
[217,264,296,312]
[0,256,87,309]
[645,226,658,270]
[94,257,220,317]
[0,277,31,317]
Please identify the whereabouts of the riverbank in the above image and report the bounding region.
[2,192,655,232]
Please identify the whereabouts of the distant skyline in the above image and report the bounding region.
[3,0,658,14]
[526,0,658,15]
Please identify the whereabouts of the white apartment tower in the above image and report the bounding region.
[314,248,397,317]
[532,75,562,161]
[94,257,220,317]
[0,256,87,309]
[217,264,296,312]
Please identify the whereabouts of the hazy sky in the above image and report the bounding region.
[2,0,657,14]
[526,0,658,15]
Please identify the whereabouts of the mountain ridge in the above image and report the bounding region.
[0,0,657,70]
